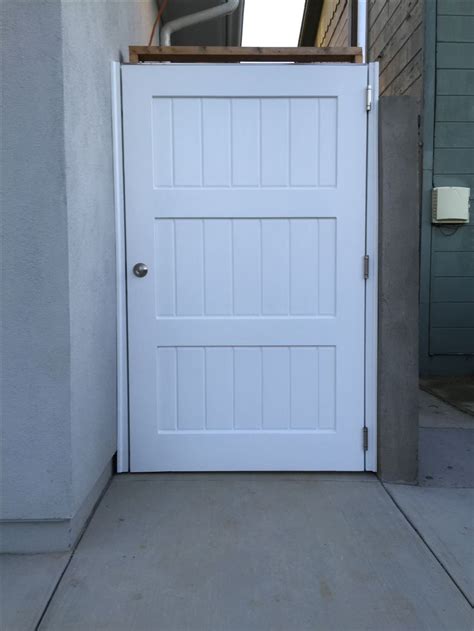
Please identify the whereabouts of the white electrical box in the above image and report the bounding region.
[432,187,470,224]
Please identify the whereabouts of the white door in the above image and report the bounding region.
[123,63,368,472]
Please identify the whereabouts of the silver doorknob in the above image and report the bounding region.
[133,263,148,278]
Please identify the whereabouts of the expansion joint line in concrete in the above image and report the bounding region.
[381,482,473,609]
[34,550,74,631]
[34,476,114,630]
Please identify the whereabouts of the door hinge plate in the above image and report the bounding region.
[366,85,372,111]
[363,255,369,280]
[363,427,368,451]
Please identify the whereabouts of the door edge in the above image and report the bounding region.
[112,61,130,473]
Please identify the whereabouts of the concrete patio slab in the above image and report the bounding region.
[419,428,474,488]
[419,390,474,430]
[421,377,474,417]
[385,484,474,606]
[39,474,472,631]
[0,552,70,631]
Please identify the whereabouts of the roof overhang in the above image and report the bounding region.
[160,0,245,46]
[298,0,324,46]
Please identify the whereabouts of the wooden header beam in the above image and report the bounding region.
[128,46,363,64]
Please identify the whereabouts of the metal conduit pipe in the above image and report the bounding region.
[160,0,241,46]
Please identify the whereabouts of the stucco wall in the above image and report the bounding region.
[60,0,156,515]
[1,0,156,540]
[1,0,72,521]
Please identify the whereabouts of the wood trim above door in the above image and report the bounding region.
[128,46,363,64]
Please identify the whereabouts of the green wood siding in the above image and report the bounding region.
[437,69,474,94]
[429,0,474,362]
[432,252,474,277]
[431,302,474,328]
[432,224,474,251]
[437,15,474,41]
[434,174,474,190]
[431,303,474,328]
[431,277,474,302]
[436,96,474,121]
[437,0,474,15]
[430,328,474,354]
[437,43,474,68]
[434,148,474,173]
[435,122,474,147]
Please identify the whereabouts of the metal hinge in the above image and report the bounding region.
[363,255,369,280]
[363,427,368,451]
[366,85,372,111]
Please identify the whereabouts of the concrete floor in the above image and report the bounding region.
[386,484,474,606]
[2,391,473,631]
[420,377,474,417]
[418,389,474,487]
[419,389,474,430]
[384,390,474,609]
[418,427,474,488]
[18,475,473,631]
[0,552,70,631]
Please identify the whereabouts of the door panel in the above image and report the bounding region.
[123,64,368,471]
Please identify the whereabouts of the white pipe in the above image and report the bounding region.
[357,0,367,62]
[160,0,240,46]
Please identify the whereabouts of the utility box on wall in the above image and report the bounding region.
[432,187,470,224]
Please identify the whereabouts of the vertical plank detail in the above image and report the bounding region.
[152,97,338,189]
[204,220,233,315]
[157,348,177,430]
[175,220,204,315]
[205,347,234,429]
[177,348,206,429]
[154,220,176,316]
[261,99,290,186]
[318,219,337,315]
[319,98,338,186]
[173,98,202,186]
[233,219,262,315]
[262,219,290,314]
[234,348,263,429]
[290,219,319,314]
[290,98,320,185]
[231,99,260,186]
[318,347,336,429]
[262,348,291,429]
[290,348,319,429]
[202,99,231,186]
[152,98,173,187]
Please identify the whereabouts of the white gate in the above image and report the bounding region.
[120,63,378,472]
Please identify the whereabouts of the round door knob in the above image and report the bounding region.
[133,263,148,278]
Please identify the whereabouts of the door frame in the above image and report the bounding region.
[364,62,379,472]
[112,61,379,473]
